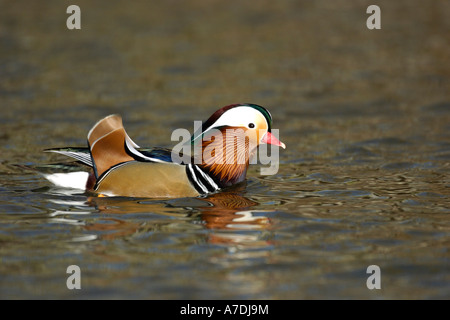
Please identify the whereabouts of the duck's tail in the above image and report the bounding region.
[16,162,92,191]
[87,114,137,179]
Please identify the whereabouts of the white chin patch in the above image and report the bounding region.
[43,172,89,190]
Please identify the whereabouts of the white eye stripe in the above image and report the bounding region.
[203,107,267,133]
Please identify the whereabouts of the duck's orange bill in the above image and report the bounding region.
[261,132,286,149]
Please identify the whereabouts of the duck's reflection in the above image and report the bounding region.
[83,217,142,241]
[74,186,273,246]
[198,192,267,229]
[196,192,272,246]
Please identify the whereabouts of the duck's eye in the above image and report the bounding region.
[248,123,255,129]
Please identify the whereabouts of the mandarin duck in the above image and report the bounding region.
[42,103,285,198]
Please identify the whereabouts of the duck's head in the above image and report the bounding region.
[191,103,285,187]
[193,103,286,150]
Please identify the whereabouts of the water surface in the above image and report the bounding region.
[0,0,449,299]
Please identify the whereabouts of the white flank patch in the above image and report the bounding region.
[43,172,89,190]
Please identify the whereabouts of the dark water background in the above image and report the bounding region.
[0,0,449,299]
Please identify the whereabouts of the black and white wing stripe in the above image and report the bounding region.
[46,145,176,167]
[124,137,173,164]
[45,148,93,167]
[186,164,220,194]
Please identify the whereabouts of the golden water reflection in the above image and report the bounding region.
[198,192,272,247]
[77,189,273,246]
